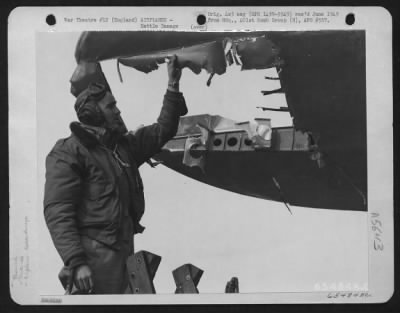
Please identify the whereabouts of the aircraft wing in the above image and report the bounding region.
[71,30,367,211]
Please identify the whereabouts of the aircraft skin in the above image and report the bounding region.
[73,30,367,212]
[151,113,366,212]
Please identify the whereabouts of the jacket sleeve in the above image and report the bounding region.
[43,141,87,269]
[127,90,187,166]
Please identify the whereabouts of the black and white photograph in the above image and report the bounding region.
[8,7,393,304]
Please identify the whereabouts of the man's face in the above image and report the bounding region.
[97,92,128,134]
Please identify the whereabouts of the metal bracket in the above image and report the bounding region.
[182,124,210,172]
[225,277,239,293]
[127,250,161,294]
[172,263,203,294]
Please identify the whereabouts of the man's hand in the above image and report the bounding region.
[166,55,182,92]
[74,264,94,293]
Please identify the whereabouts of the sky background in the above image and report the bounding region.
[35,31,368,295]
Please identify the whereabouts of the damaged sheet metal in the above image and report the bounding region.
[175,114,240,137]
[118,41,227,75]
[234,36,281,70]
[235,119,272,149]
[117,36,280,77]
[182,125,209,172]
[177,114,273,152]
[75,31,270,63]
[154,114,365,211]
[75,31,231,63]
[72,31,280,90]
[274,31,367,202]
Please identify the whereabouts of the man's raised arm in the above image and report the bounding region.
[127,55,188,166]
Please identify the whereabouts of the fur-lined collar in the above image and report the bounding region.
[70,122,114,148]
